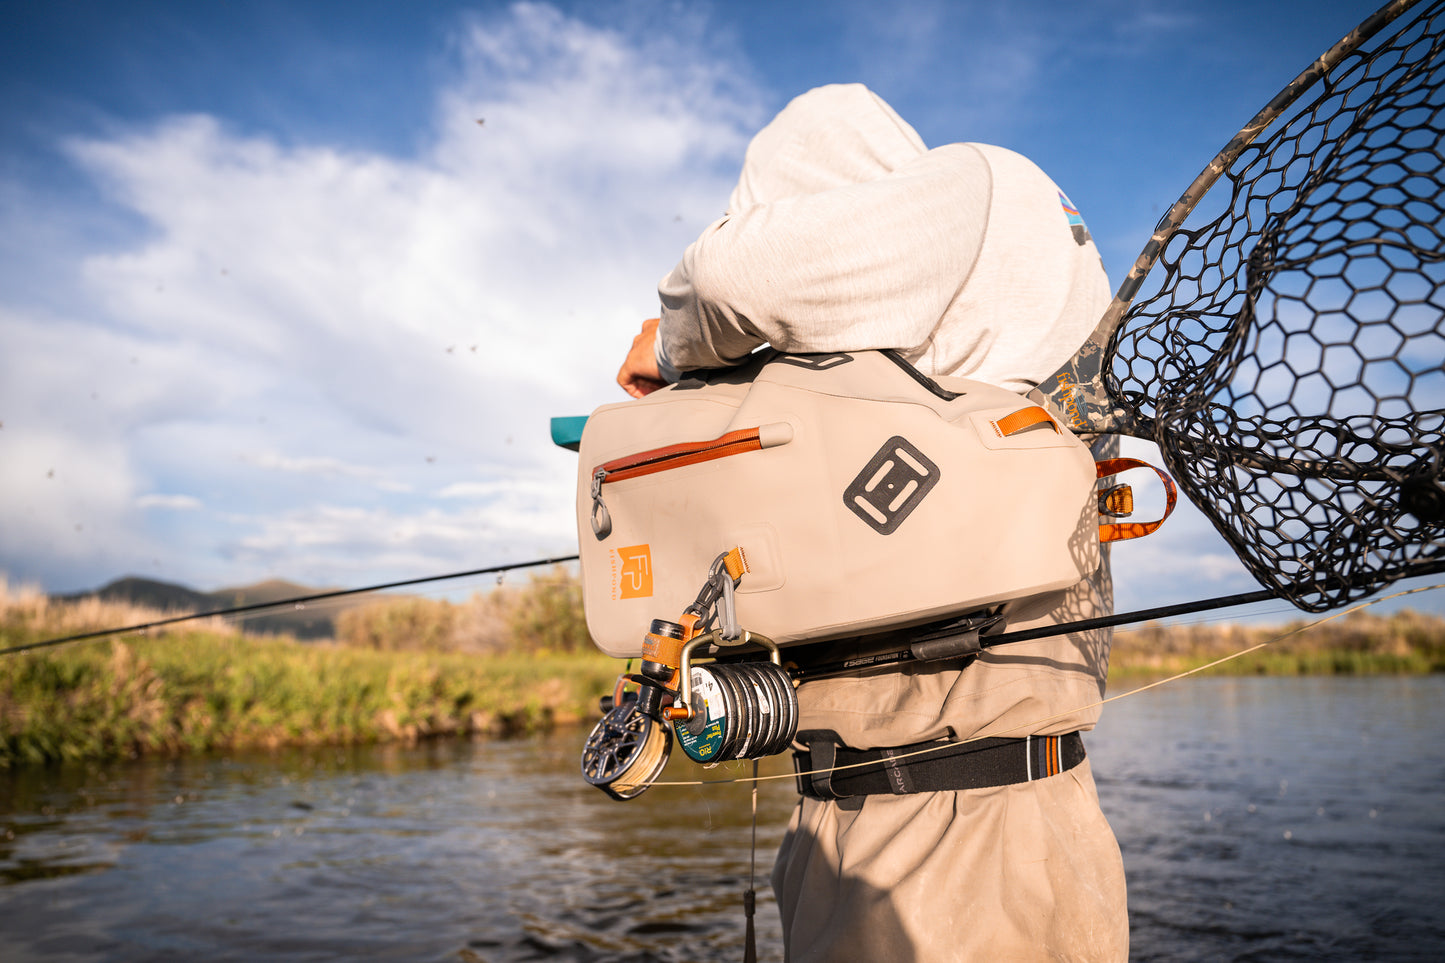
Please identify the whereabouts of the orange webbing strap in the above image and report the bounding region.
[722,546,749,582]
[1096,458,1178,542]
[992,406,1059,437]
[678,612,703,642]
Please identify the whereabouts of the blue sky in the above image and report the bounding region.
[2,0,1434,621]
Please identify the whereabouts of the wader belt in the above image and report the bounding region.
[793,732,1085,799]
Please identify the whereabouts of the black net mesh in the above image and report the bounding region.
[1109,0,1445,611]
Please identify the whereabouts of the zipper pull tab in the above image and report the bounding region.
[590,468,613,540]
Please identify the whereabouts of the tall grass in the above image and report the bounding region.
[0,574,618,769]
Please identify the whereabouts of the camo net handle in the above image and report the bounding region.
[1107,0,1445,612]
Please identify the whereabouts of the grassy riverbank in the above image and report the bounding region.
[0,634,620,769]
[0,576,617,769]
[2,575,1442,768]
[1108,607,1445,678]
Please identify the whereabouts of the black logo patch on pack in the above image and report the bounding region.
[775,353,854,371]
[844,437,940,535]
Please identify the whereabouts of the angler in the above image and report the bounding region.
[589,83,1137,962]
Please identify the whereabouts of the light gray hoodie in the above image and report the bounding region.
[656,83,1110,393]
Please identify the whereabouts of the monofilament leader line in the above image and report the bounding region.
[646,582,1445,790]
[1,553,580,657]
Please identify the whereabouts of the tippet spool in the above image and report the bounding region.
[671,661,798,763]
[676,665,732,763]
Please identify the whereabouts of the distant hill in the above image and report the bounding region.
[64,576,368,640]
[78,576,214,614]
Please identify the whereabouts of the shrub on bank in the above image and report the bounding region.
[334,567,591,653]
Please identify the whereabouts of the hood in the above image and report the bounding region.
[727,84,928,213]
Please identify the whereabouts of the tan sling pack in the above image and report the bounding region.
[575,350,1101,658]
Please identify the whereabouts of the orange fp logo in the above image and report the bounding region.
[612,544,654,600]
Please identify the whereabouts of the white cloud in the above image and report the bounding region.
[0,2,764,593]
[250,452,388,482]
[226,489,578,588]
[135,494,203,511]
[438,481,510,499]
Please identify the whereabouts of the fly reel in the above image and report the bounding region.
[580,692,672,801]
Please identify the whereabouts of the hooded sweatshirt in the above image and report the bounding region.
[656,83,1111,394]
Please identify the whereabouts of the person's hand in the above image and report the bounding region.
[617,317,667,398]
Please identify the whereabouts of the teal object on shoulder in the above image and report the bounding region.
[550,416,588,452]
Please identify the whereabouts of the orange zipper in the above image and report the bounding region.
[590,424,793,539]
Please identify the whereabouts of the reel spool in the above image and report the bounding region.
[581,697,672,800]
[674,661,798,764]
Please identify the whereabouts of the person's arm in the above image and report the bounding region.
[657,146,992,372]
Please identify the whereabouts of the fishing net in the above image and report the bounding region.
[1106,0,1445,612]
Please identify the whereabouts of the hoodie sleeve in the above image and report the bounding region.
[657,145,993,370]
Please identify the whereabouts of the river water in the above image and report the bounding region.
[1,675,1441,962]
